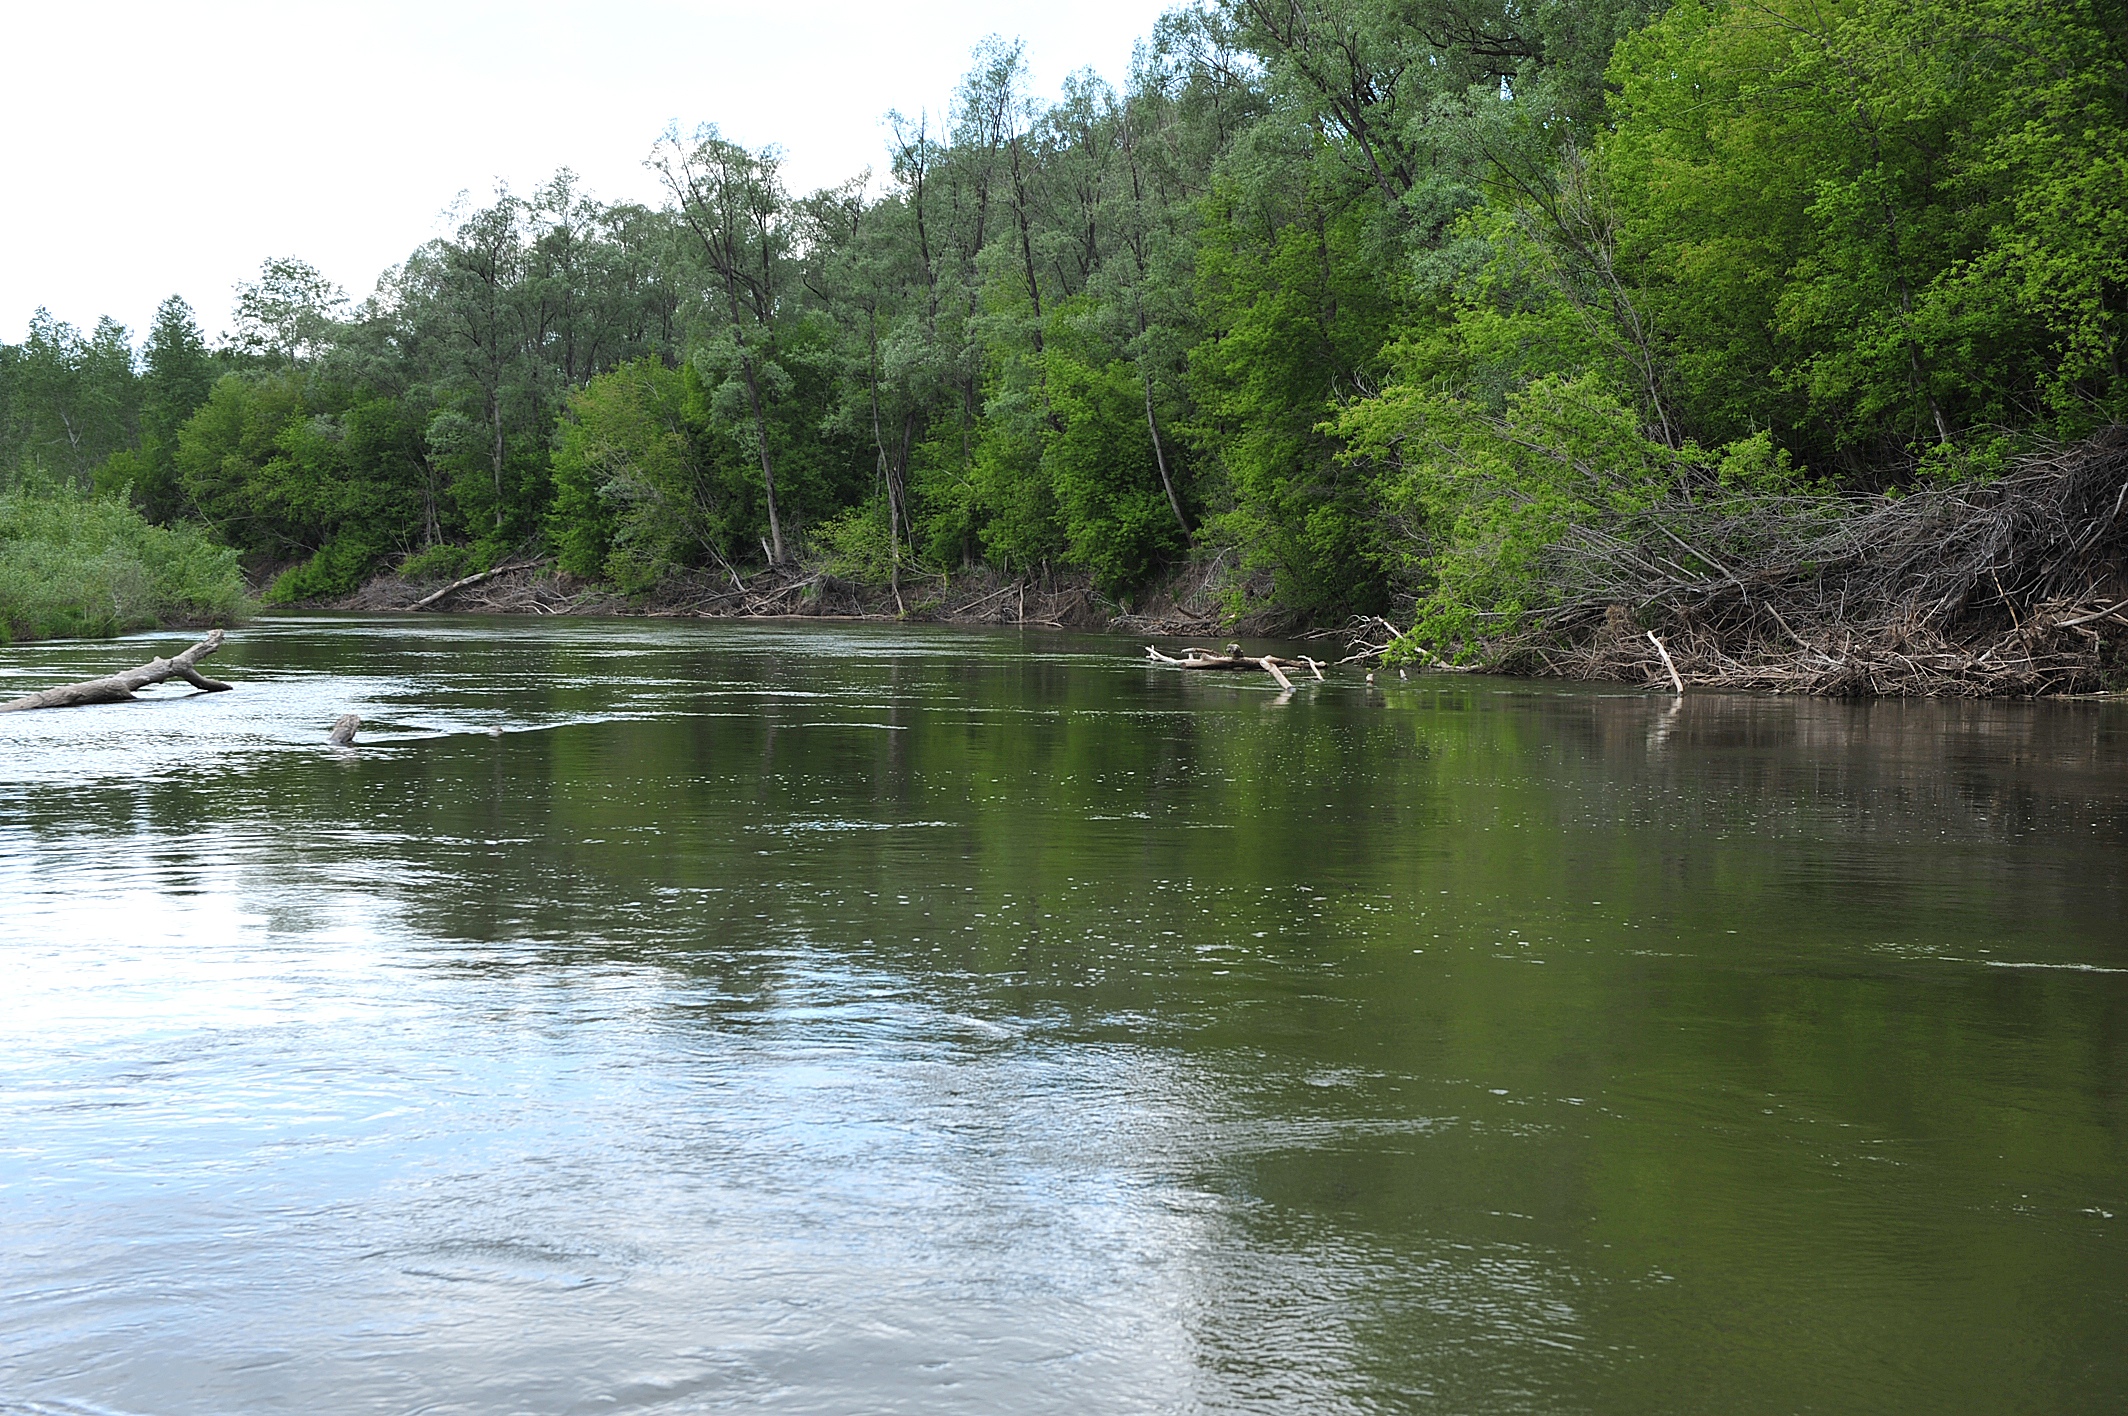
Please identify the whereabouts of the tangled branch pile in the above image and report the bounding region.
[1497,427,2128,695]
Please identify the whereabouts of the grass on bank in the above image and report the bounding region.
[0,480,249,643]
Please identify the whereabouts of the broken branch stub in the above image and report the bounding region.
[0,630,233,713]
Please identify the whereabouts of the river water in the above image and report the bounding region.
[1,615,2123,1414]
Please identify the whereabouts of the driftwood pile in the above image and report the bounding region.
[0,630,233,712]
[400,559,610,616]
[405,560,554,611]
[1497,426,2128,696]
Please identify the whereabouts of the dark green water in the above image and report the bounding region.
[2,615,2124,1414]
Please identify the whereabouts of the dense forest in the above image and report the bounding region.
[3,0,2123,686]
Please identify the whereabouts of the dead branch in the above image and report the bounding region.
[1647,631,1685,693]
[1144,643,1319,688]
[1468,425,2128,696]
[407,560,550,612]
[1,630,233,712]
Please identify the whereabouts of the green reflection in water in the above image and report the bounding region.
[3,614,2125,1414]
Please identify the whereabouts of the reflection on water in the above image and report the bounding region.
[2,614,2125,1414]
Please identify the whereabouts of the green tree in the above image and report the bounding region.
[232,257,349,367]
[0,310,140,486]
[652,127,802,564]
[96,296,217,518]
[549,357,752,590]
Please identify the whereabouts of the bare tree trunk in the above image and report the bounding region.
[0,630,233,712]
[489,387,507,532]
[1143,366,1193,539]
[738,362,786,564]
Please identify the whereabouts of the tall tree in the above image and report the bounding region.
[232,257,348,366]
[0,310,139,485]
[651,126,797,564]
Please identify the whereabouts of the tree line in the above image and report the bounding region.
[2,0,2120,634]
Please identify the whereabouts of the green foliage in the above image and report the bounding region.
[0,481,246,642]
[1189,185,1410,613]
[89,297,217,521]
[549,359,755,593]
[1040,312,1188,594]
[1329,0,2126,646]
[1602,0,2128,459]
[1341,369,1696,650]
[395,541,472,582]
[0,311,140,486]
[811,498,898,582]
[6,0,2117,640]
[232,258,348,367]
[174,372,433,599]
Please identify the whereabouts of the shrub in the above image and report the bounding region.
[0,480,248,642]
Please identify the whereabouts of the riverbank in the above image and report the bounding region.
[310,425,2128,700]
[332,554,1307,641]
[321,537,2128,699]
[1472,430,2128,699]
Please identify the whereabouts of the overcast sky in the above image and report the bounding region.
[1,0,1174,345]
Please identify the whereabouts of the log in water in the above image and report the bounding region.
[0,628,232,712]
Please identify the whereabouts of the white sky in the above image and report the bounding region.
[1,0,1174,345]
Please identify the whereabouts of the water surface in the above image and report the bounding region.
[2,616,2124,1414]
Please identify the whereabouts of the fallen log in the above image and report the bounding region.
[1144,643,1323,687]
[407,560,548,612]
[0,630,233,713]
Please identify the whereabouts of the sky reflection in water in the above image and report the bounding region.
[2,615,2125,1414]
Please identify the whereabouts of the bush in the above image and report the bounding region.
[811,498,896,581]
[0,481,248,642]
[395,541,473,583]
[264,533,389,603]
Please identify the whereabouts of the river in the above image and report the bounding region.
[2,615,2123,1414]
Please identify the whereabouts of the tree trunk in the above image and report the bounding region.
[489,388,507,532]
[0,630,233,712]
[739,361,787,565]
[1143,366,1193,539]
